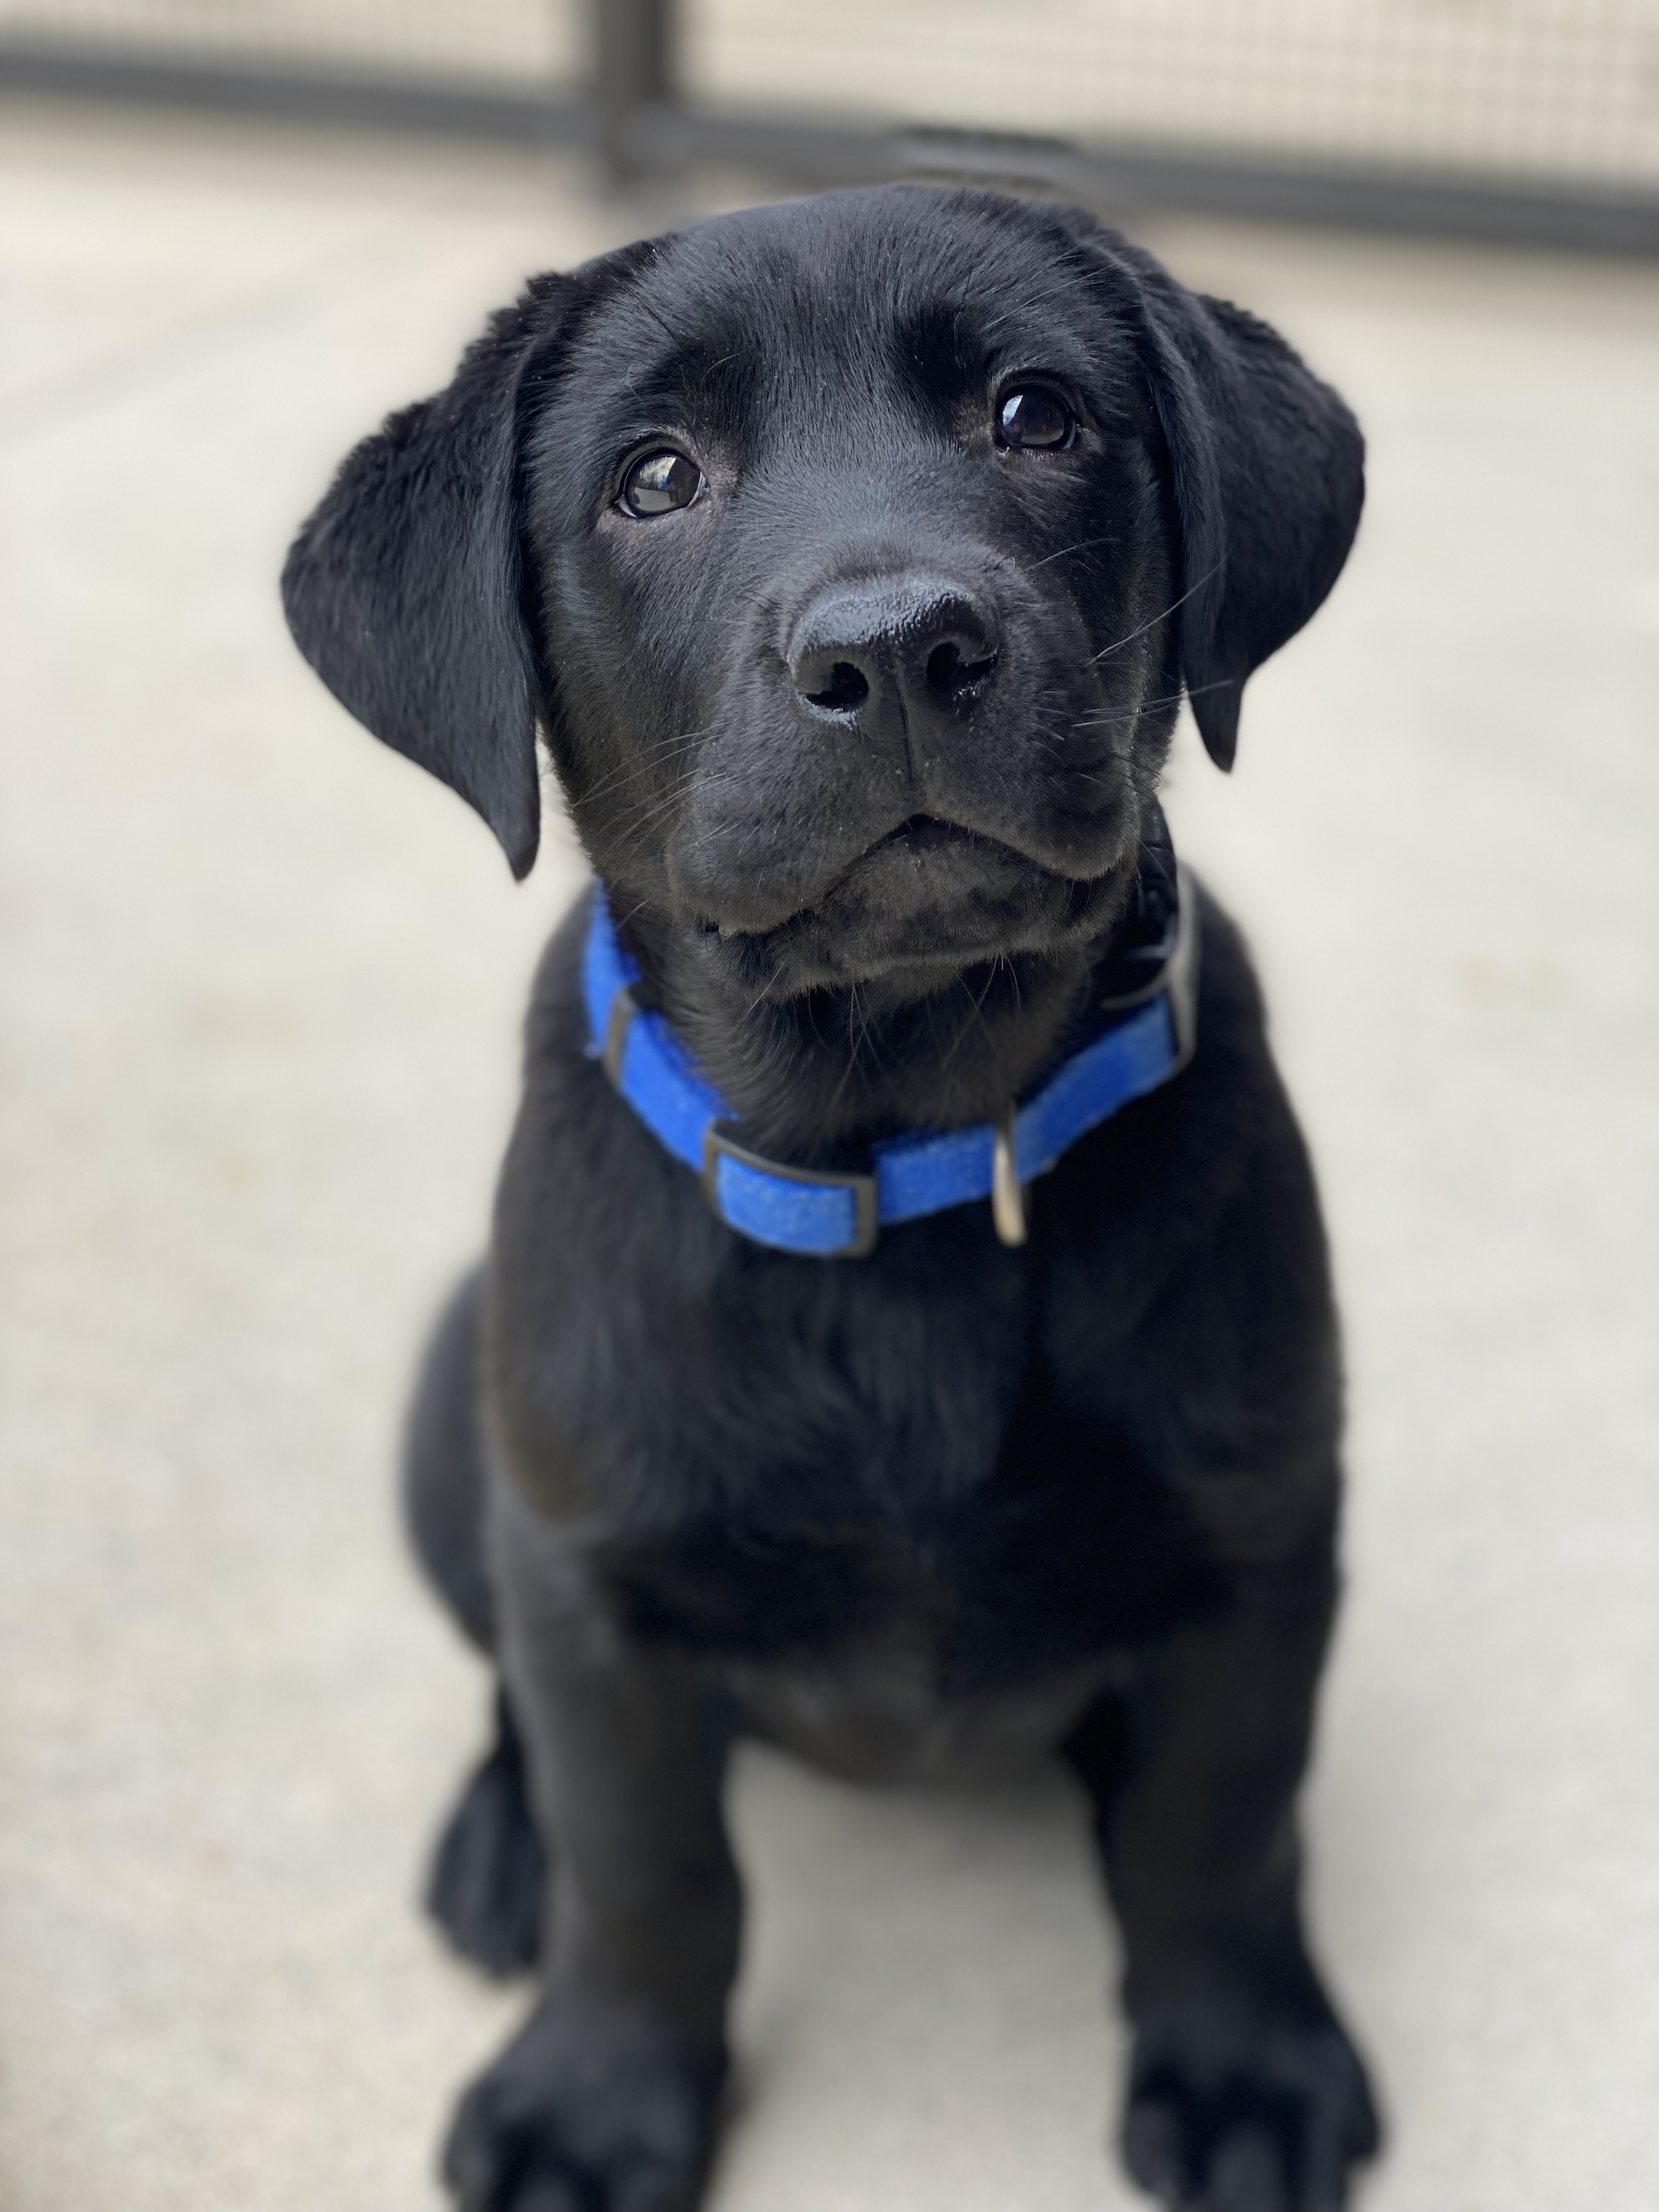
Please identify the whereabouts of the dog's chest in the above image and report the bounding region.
[590,1249,1215,1707]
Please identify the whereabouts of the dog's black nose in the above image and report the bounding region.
[789,577,999,735]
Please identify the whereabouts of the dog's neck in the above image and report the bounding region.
[608,811,1178,1164]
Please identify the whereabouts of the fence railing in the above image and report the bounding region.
[3,0,1657,253]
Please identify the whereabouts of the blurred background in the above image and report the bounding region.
[5,0,1659,235]
[1,5,1656,2209]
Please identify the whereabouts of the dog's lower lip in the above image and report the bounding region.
[705,817,1126,949]
[719,874,1131,998]
[827,812,1036,899]
[702,816,1022,938]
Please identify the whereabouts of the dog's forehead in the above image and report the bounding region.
[566,189,1126,417]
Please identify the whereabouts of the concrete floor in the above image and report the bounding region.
[1,104,1656,2212]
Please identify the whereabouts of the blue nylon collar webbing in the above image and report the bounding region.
[582,872,1198,1260]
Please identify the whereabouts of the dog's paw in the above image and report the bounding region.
[1121,1995,1379,2211]
[443,1998,721,2212]
[426,1716,547,1977]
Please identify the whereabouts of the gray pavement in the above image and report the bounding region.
[1,104,1656,2212]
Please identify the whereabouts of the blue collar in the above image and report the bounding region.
[583,870,1198,1260]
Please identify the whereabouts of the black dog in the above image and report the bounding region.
[284,185,1375,2212]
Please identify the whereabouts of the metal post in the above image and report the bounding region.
[593,0,673,180]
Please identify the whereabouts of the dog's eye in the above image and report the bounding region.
[619,449,704,518]
[996,387,1074,452]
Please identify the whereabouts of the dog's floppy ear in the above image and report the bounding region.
[281,282,566,878]
[1150,285,1363,770]
[1064,218,1364,772]
[1141,272,1364,771]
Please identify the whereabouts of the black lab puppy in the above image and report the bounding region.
[284,185,1377,2212]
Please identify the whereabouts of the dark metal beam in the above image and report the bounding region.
[593,0,673,180]
[0,37,592,146]
[3,35,1657,259]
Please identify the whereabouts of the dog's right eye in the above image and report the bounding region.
[618,449,704,519]
[996,386,1075,452]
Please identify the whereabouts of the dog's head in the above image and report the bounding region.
[284,187,1360,1137]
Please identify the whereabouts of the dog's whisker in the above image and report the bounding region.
[1068,677,1234,731]
[824,994,865,1116]
[1085,562,1224,668]
[576,725,720,808]
[1027,532,1122,571]
[607,762,757,849]
[936,958,999,1072]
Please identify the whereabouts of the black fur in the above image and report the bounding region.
[426,1689,547,1979]
[406,1276,546,1973]
[285,187,1374,2211]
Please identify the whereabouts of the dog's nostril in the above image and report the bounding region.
[926,640,998,698]
[805,661,871,713]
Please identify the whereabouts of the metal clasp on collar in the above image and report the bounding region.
[990,1109,1027,1248]
[1164,863,1200,1074]
[702,1122,881,1259]
[601,982,641,1086]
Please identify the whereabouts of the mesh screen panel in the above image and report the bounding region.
[2,0,1656,188]
[0,0,582,86]
[687,0,1659,188]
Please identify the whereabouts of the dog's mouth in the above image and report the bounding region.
[710,811,1127,998]
[868,814,987,859]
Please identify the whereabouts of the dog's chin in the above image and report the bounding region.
[720,817,1132,1003]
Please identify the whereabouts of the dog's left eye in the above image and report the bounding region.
[619,449,704,518]
[996,387,1075,452]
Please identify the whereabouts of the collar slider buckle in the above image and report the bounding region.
[702,1122,881,1259]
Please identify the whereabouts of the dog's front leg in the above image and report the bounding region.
[1069,1565,1379,2212]
[444,1479,740,2212]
